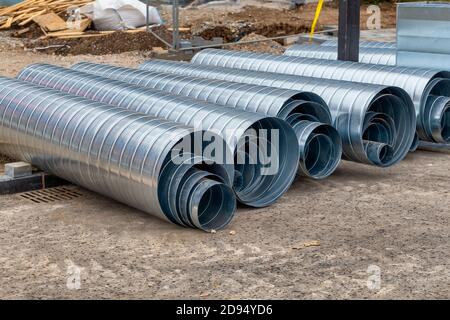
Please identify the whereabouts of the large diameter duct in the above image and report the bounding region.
[0,77,236,231]
[18,64,299,208]
[140,59,416,167]
[191,49,450,145]
[319,40,396,49]
[284,44,396,66]
[71,62,342,180]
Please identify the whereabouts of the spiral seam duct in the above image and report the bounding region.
[70,62,342,180]
[17,64,300,208]
[139,59,416,166]
[319,40,397,49]
[0,77,237,231]
[191,49,450,145]
[284,44,397,66]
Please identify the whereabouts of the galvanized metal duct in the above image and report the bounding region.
[418,141,450,153]
[320,40,396,49]
[0,77,237,231]
[71,62,342,180]
[18,64,299,208]
[191,49,450,145]
[139,59,416,167]
[284,44,396,66]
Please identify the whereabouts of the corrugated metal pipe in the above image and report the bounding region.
[190,49,450,146]
[284,44,396,66]
[17,64,299,208]
[140,59,416,167]
[418,141,450,153]
[70,62,342,180]
[0,77,237,231]
[320,40,396,49]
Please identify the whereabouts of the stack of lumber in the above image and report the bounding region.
[0,0,92,30]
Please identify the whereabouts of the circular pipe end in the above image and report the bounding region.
[295,121,342,179]
[233,118,299,208]
[189,180,236,232]
[423,95,450,143]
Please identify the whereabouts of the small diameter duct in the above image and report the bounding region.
[140,59,416,167]
[284,44,396,66]
[17,64,299,208]
[71,62,342,180]
[0,77,236,231]
[191,49,450,145]
[319,40,396,49]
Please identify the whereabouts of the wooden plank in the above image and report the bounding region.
[33,11,66,32]
[18,9,47,26]
[0,17,13,30]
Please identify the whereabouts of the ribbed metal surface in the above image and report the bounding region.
[71,62,342,180]
[418,141,450,153]
[191,49,450,145]
[284,44,396,66]
[0,77,236,231]
[140,59,416,167]
[320,40,396,49]
[17,64,299,208]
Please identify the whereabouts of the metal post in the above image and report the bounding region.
[338,0,360,62]
[172,0,180,50]
[146,0,150,31]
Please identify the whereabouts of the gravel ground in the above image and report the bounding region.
[0,32,449,300]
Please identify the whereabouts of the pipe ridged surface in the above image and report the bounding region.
[140,59,416,167]
[18,64,299,208]
[284,44,396,66]
[320,40,396,49]
[191,49,450,145]
[0,77,236,231]
[418,141,450,153]
[71,62,342,180]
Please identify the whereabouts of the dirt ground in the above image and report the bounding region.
[0,2,449,300]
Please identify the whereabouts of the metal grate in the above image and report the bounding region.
[19,187,83,204]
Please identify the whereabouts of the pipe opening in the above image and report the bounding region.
[362,91,415,167]
[194,181,236,231]
[158,131,236,229]
[424,95,450,143]
[288,116,342,179]
[303,126,342,179]
[364,141,394,165]
[233,117,299,207]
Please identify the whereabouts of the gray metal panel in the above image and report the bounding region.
[397,2,450,68]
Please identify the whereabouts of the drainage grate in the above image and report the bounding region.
[19,186,83,204]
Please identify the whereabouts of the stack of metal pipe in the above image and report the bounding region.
[189,49,450,148]
[140,59,416,165]
[0,77,236,231]
[68,62,342,180]
[17,64,300,209]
